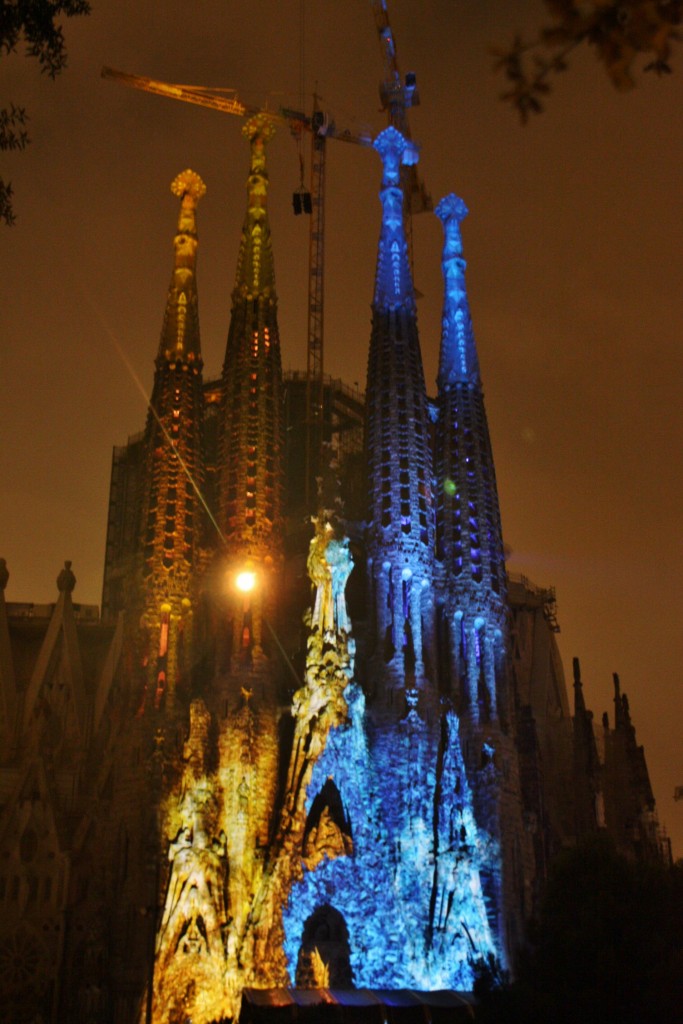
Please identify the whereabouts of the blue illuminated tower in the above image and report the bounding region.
[434,194,508,724]
[325,128,499,987]
[365,125,435,699]
[434,194,529,958]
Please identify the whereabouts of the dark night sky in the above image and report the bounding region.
[2,0,682,857]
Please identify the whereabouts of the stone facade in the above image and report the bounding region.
[0,124,669,1024]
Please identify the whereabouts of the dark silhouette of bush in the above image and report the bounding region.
[475,834,683,1024]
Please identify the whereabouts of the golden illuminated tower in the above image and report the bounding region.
[138,170,207,710]
[218,115,284,661]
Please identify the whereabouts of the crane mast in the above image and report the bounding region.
[371,0,432,253]
[305,107,327,511]
[372,0,412,134]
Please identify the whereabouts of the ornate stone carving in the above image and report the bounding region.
[308,518,353,637]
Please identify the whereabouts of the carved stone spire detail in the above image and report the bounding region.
[157,169,205,365]
[365,126,435,697]
[434,193,507,722]
[372,126,415,310]
[435,194,480,387]
[232,115,277,302]
[218,116,284,658]
[138,172,207,710]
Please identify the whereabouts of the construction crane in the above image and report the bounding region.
[101,67,371,511]
[370,0,433,245]
[102,6,428,510]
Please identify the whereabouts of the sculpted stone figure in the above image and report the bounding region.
[307,518,353,637]
[158,823,228,960]
[156,700,228,965]
[326,536,353,636]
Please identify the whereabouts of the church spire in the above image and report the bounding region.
[572,656,603,833]
[232,114,277,302]
[435,194,480,387]
[372,126,415,310]
[157,169,205,366]
[365,126,435,697]
[573,656,587,716]
[434,194,507,723]
[219,115,284,660]
[138,171,207,712]
[613,671,625,729]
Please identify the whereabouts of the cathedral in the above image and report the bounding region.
[0,110,669,1024]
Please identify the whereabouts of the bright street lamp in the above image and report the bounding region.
[235,570,257,594]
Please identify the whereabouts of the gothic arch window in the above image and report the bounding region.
[19,827,38,864]
[302,778,353,870]
[295,904,353,988]
[0,925,51,1022]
